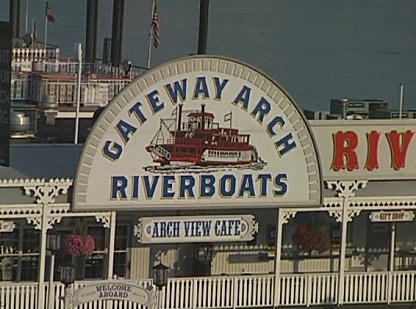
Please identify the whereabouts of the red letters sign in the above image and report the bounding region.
[311,121,416,180]
[331,130,414,171]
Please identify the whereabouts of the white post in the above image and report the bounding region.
[387,223,396,304]
[273,209,284,308]
[74,43,82,144]
[47,253,55,309]
[107,211,117,279]
[338,197,349,306]
[37,204,49,309]
[147,0,156,69]
[389,223,396,272]
[399,84,404,119]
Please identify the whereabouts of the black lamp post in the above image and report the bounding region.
[46,232,61,309]
[152,262,169,290]
[60,264,75,309]
[153,262,169,309]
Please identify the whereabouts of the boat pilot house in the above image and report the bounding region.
[2,56,416,308]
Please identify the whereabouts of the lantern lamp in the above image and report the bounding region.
[152,262,169,290]
[59,265,75,287]
[47,232,61,252]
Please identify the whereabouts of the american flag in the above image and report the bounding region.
[45,1,55,23]
[151,1,160,48]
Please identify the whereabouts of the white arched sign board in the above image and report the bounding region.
[73,56,322,211]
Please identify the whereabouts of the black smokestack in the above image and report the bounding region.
[201,104,205,129]
[85,0,98,63]
[197,0,209,54]
[9,0,20,38]
[111,0,125,67]
[177,104,183,131]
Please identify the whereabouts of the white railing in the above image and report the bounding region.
[343,272,387,304]
[164,275,274,309]
[2,272,416,308]
[13,47,60,63]
[391,271,416,303]
[0,283,38,309]
[279,273,338,306]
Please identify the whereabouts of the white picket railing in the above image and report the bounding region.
[0,283,38,309]
[1,272,416,308]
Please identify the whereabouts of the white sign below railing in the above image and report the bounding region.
[71,280,156,308]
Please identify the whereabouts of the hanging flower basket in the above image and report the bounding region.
[292,223,330,253]
[63,234,95,257]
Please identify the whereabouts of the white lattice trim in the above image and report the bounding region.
[326,180,367,198]
[49,203,71,215]
[0,204,42,217]
[24,179,72,205]
[323,197,343,209]
[26,217,42,230]
[348,196,416,209]
[0,178,46,187]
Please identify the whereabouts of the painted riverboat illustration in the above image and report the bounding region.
[145,105,266,172]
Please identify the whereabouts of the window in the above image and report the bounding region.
[84,225,106,279]
[54,222,130,280]
[0,225,40,282]
[114,224,130,278]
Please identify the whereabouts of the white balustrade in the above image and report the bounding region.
[0,272,416,308]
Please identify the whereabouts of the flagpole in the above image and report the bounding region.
[147,0,156,69]
[25,0,29,34]
[31,18,36,48]
[44,7,48,50]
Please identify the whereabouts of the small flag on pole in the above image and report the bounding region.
[45,1,55,23]
[224,112,232,122]
[151,1,160,48]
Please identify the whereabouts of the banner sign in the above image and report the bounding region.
[369,211,415,223]
[73,56,322,210]
[0,22,12,167]
[72,280,156,307]
[134,215,258,243]
[311,120,416,180]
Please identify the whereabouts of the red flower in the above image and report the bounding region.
[292,223,330,253]
[63,234,96,257]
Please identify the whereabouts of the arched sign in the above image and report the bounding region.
[73,55,322,210]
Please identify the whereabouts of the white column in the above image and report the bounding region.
[389,223,396,272]
[37,204,49,309]
[387,223,396,304]
[338,197,349,306]
[47,253,55,309]
[107,211,117,279]
[273,209,284,308]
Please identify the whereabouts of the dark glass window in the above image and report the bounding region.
[0,227,39,282]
